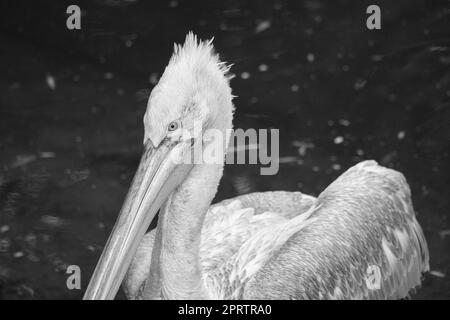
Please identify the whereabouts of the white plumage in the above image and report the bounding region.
[124,160,429,299]
[84,33,429,300]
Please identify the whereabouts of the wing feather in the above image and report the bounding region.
[242,160,429,299]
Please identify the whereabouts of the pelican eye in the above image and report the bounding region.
[168,121,180,132]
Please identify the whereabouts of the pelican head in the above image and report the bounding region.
[83,33,234,299]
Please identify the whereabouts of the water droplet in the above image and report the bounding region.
[354,79,367,90]
[334,136,344,144]
[255,20,271,33]
[397,131,405,140]
[338,119,351,126]
[13,251,24,258]
[332,163,341,171]
[258,64,268,72]
[240,72,250,79]
[46,74,56,90]
[290,84,300,92]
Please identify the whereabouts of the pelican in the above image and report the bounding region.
[83,33,429,300]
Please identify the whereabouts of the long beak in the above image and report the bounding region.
[83,139,193,300]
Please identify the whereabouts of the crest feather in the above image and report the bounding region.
[168,32,232,80]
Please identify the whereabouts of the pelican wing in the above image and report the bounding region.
[241,160,429,299]
[204,161,428,299]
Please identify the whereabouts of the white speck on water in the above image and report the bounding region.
[125,39,133,47]
[306,53,315,63]
[46,74,56,90]
[40,215,64,228]
[255,20,271,33]
[0,225,9,233]
[371,54,384,62]
[439,229,450,239]
[397,131,406,140]
[278,156,298,164]
[429,270,446,278]
[104,72,114,80]
[11,154,37,168]
[28,254,40,263]
[332,163,341,171]
[292,140,315,157]
[354,79,367,90]
[149,73,159,85]
[334,136,344,144]
[356,149,365,156]
[312,166,320,172]
[40,152,56,159]
[169,0,178,7]
[271,52,281,59]
[0,239,10,252]
[338,119,351,126]
[13,251,24,258]
[24,233,36,245]
[290,84,300,92]
[342,65,350,72]
[241,72,250,79]
[258,64,269,72]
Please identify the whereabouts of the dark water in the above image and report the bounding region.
[0,0,449,299]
